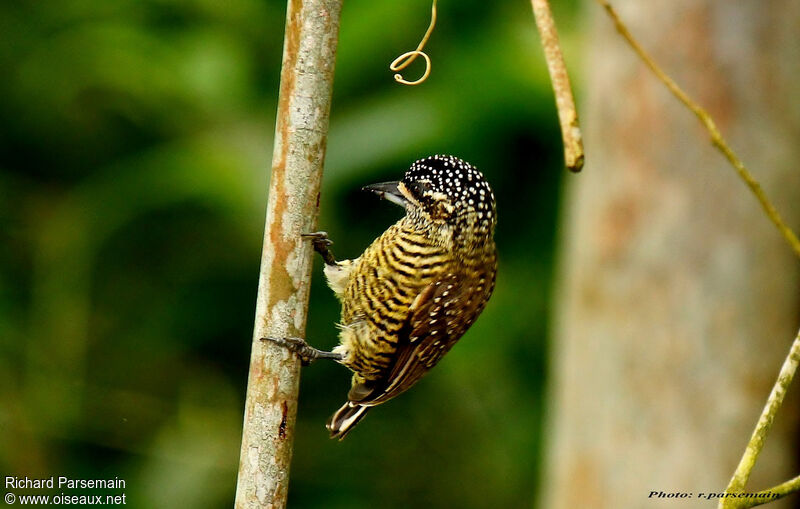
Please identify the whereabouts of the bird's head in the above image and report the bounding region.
[363,155,496,248]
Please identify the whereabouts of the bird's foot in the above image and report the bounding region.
[261,336,343,366]
[301,231,337,265]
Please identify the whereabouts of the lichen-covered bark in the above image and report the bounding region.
[235,1,342,507]
[542,1,800,508]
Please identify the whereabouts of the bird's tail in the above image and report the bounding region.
[326,401,371,440]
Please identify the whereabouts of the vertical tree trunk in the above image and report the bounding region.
[543,1,800,507]
[235,1,342,507]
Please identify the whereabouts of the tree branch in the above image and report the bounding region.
[715,475,800,509]
[719,329,800,508]
[595,0,800,259]
[235,0,342,507]
[756,475,800,507]
[530,0,585,172]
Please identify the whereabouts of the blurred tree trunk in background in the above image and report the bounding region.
[543,1,800,508]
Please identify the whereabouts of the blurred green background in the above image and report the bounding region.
[0,0,579,507]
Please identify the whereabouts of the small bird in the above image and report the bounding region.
[266,155,497,439]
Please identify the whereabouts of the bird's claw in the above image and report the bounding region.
[261,336,343,366]
[301,231,336,265]
[301,231,333,246]
[262,336,317,365]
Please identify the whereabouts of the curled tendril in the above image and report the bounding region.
[389,0,437,86]
[390,51,432,85]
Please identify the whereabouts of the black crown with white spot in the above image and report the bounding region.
[403,155,496,234]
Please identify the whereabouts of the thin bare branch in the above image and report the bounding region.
[596,0,800,259]
[755,475,800,507]
[531,0,584,172]
[715,475,800,509]
[235,0,343,507]
[718,328,800,508]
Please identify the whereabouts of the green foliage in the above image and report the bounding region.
[0,0,578,506]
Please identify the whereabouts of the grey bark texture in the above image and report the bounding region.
[543,1,800,508]
[235,0,342,507]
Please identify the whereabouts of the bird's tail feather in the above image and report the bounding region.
[327,402,370,440]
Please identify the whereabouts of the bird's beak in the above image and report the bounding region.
[362,181,408,208]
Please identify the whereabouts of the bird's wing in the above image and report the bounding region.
[349,271,490,406]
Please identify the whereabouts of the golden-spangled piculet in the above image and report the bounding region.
[266,155,497,439]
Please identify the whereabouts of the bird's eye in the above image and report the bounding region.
[408,180,433,196]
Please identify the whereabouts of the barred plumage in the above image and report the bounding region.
[266,155,497,439]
